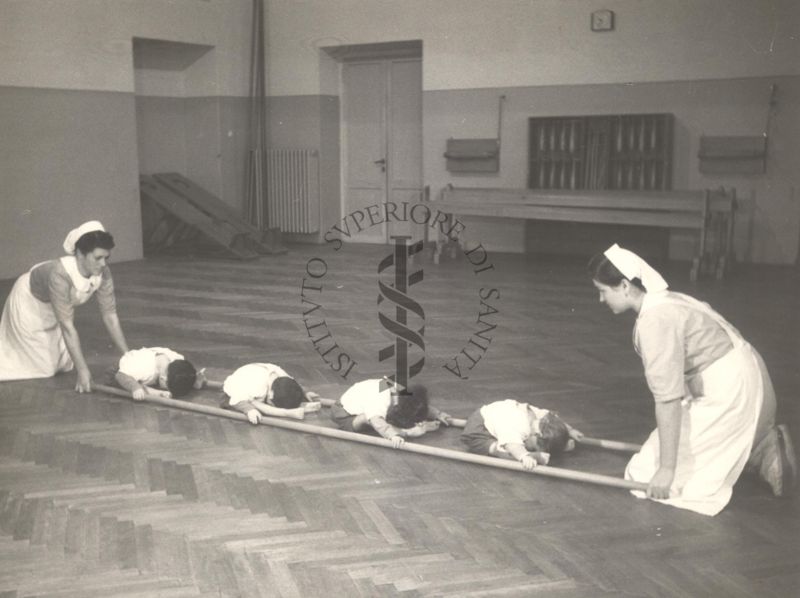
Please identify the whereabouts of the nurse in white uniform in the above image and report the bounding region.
[589,244,796,515]
[0,221,129,392]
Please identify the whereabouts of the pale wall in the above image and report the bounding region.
[424,77,800,264]
[0,0,250,94]
[266,0,800,95]
[265,0,800,263]
[0,0,253,279]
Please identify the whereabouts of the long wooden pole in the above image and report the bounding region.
[93,384,646,491]
[442,419,641,452]
[577,437,641,452]
[207,384,639,451]
[207,383,639,452]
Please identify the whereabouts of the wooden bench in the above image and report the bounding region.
[431,186,735,280]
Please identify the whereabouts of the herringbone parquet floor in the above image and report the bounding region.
[1,243,798,597]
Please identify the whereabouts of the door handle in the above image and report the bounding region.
[373,159,386,165]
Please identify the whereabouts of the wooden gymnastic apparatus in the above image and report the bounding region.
[93,384,646,492]
[431,186,737,281]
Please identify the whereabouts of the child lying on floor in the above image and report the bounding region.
[221,362,322,423]
[115,346,206,400]
[460,399,582,470]
[330,378,453,448]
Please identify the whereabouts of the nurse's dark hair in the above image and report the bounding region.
[75,231,115,255]
[587,252,646,292]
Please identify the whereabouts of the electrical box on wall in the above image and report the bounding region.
[444,138,500,173]
[590,9,614,32]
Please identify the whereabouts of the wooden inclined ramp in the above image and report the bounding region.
[139,174,285,260]
[154,172,286,255]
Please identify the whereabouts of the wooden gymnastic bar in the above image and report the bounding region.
[432,186,737,281]
[445,418,640,452]
[93,384,646,492]
[575,436,641,452]
[207,381,640,452]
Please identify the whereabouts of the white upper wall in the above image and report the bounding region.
[267,0,800,95]
[0,0,251,95]
[135,49,220,98]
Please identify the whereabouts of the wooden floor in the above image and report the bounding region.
[1,244,798,597]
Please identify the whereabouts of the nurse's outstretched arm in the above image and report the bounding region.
[102,311,129,354]
[59,318,92,392]
[648,398,682,499]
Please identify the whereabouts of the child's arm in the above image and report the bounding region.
[564,422,583,451]
[228,400,263,424]
[115,371,170,401]
[367,416,417,448]
[229,399,305,424]
[193,368,207,390]
[300,391,323,413]
[302,401,322,413]
[252,402,306,421]
[565,422,583,438]
[426,405,453,426]
[493,442,550,471]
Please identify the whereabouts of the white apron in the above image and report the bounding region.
[625,293,764,516]
[0,257,101,381]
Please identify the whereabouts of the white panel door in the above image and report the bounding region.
[386,59,423,241]
[342,59,422,244]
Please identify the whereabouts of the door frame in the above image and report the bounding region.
[323,41,423,245]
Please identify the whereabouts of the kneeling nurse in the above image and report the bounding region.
[589,244,795,516]
[0,221,129,392]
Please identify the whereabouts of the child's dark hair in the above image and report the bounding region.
[167,359,197,398]
[75,230,115,255]
[272,376,305,409]
[535,412,570,455]
[385,384,429,429]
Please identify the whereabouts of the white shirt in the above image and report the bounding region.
[480,399,549,449]
[118,347,184,385]
[223,363,291,406]
[340,379,393,419]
